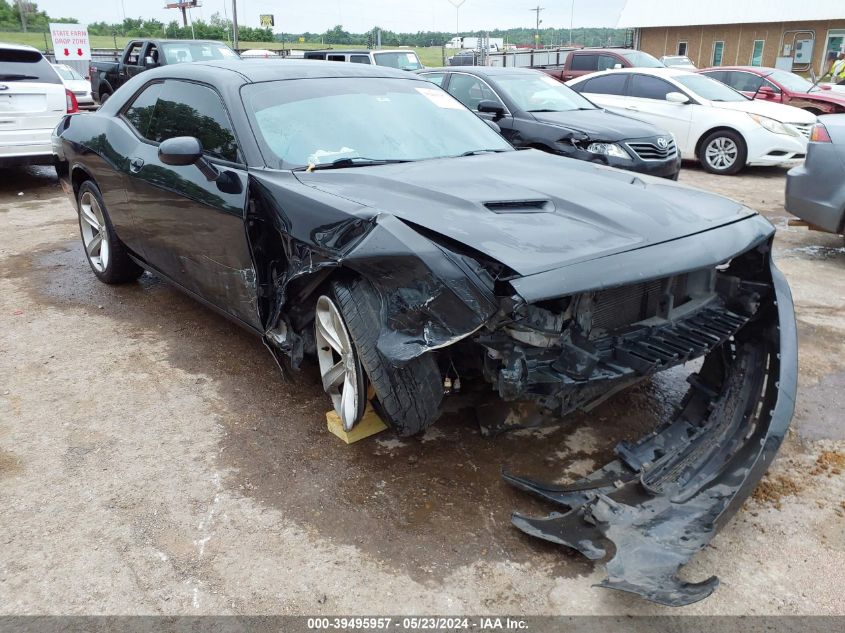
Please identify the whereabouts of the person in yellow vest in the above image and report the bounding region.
[828,52,845,85]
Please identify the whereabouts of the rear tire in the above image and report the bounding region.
[98,91,111,105]
[77,181,143,284]
[698,130,747,175]
[331,277,443,436]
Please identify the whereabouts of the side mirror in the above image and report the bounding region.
[484,118,502,134]
[820,84,832,91]
[159,136,220,182]
[477,99,505,118]
[613,63,623,69]
[758,85,775,96]
[159,136,203,166]
[666,91,690,104]
[144,55,158,67]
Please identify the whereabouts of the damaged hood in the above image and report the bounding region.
[530,108,666,142]
[294,149,757,276]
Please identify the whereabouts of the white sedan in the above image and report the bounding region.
[51,63,95,109]
[568,67,815,174]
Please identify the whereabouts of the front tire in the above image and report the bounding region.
[77,181,143,284]
[698,130,747,175]
[325,277,443,437]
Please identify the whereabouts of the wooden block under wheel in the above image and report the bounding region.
[326,402,387,444]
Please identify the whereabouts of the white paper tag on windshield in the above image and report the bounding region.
[415,87,464,109]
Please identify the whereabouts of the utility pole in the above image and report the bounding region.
[16,0,27,32]
[530,6,544,48]
[447,0,466,39]
[232,0,239,52]
[569,0,575,46]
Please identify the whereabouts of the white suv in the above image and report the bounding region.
[0,42,77,168]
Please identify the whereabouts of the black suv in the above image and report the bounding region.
[418,66,681,179]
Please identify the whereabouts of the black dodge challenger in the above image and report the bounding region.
[53,60,797,606]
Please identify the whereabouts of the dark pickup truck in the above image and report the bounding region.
[89,39,238,104]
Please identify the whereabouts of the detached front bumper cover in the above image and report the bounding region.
[504,256,797,606]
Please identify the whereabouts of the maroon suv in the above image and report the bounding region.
[698,66,845,115]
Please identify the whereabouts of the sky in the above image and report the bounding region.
[36,0,628,34]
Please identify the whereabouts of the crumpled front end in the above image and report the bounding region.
[502,247,797,606]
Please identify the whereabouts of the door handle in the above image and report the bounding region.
[626,105,639,111]
[129,157,144,173]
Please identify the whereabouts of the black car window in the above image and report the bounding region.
[629,74,675,100]
[146,80,239,163]
[701,70,726,84]
[570,54,598,71]
[597,55,620,71]
[125,42,144,65]
[447,73,502,110]
[579,73,627,95]
[123,82,164,138]
[0,48,61,84]
[146,43,160,65]
[350,55,371,64]
[327,54,346,62]
[419,72,445,86]
[725,71,764,92]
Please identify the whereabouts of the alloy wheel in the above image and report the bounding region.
[78,191,110,273]
[315,294,364,431]
[704,137,738,171]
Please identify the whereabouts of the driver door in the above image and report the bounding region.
[443,73,517,142]
[120,79,260,330]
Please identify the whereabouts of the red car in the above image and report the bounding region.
[698,66,845,116]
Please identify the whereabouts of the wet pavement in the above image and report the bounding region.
[0,163,843,615]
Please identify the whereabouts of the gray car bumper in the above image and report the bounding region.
[785,142,845,234]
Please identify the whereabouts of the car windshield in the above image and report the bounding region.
[620,50,664,68]
[766,69,817,92]
[675,73,748,101]
[0,48,61,83]
[161,42,238,64]
[53,65,83,80]
[373,51,422,71]
[242,77,512,169]
[495,73,596,112]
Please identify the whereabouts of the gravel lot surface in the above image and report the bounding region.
[0,161,843,615]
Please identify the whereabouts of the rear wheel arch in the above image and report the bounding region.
[70,164,95,199]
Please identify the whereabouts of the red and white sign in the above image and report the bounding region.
[49,23,91,61]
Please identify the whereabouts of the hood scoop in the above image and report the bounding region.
[484,199,554,214]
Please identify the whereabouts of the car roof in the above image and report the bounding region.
[306,49,414,54]
[0,41,41,53]
[571,48,629,54]
[419,66,544,77]
[142,59,419,84]
[700,66,776,75]
[573,67,689,80]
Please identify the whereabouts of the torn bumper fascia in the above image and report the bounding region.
[504,253,797,607]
